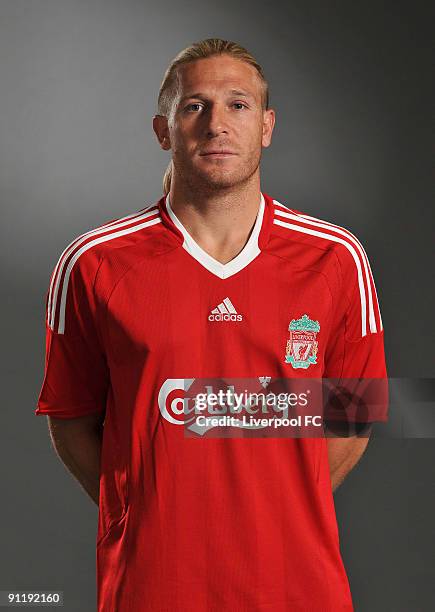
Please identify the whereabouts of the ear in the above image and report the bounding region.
[153,115,171,150]
[261,108,275,148]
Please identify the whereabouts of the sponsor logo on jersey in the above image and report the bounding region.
[157,377,312,436]
[208,297,243,322]
[285,314,320,369]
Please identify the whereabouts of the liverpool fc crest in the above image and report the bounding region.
[285,314,320,369]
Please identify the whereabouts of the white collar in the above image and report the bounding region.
[165,193,265,279]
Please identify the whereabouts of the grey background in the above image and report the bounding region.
[1,0,434,610]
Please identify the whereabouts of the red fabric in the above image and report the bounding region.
[36,193,388,611]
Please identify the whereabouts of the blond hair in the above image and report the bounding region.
[157,38,269,195]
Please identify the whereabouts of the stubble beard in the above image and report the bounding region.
[173,151,261,199]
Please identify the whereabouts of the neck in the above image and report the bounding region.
[167,172,262,265]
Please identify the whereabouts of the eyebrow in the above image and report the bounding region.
[179,89,255,104]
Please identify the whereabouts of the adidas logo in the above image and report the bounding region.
[208,297,243,322]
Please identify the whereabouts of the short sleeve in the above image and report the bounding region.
[35,245,110,419]
[324,236,388,424]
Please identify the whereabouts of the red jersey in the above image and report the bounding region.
[35,192,387,611]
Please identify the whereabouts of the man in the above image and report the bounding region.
[35,38,387,611]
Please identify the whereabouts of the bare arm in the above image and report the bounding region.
[327,433,371,492]
[46,412,105,506]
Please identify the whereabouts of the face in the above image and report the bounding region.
[153,55,275,191]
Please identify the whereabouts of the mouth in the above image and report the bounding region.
[199,151,237,158]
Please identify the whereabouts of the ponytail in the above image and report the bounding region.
[163,160,172,195]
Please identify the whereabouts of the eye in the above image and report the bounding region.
[185,103,203,112]
[233,102,248,110]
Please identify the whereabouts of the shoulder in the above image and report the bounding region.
[271,197,365,251]
[269,197,382,337]
[53,202,162,275]
[270,196,372,273]
[46,202,162,333]
[68,201,161,260]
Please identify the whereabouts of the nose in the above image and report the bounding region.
[205,103,228,137]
